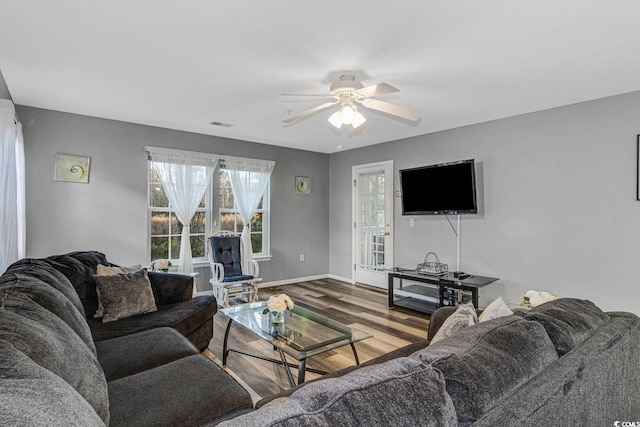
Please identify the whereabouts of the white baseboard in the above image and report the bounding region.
[327,274,355,284]
[258,274,329,288]
[194,274,356,296]
[259,274,355,288]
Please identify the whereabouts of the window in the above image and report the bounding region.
[148,162,209,262]
[148,161,271,262]
[218,169,270,257]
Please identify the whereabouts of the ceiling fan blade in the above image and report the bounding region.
[281,93,333,97]
[282,101,339,123]
[354,83,399,98]
[360,98,421,121]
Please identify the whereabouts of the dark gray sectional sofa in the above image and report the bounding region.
[2,250,639,426]
[0,251,253,426]
[222,298,640,426]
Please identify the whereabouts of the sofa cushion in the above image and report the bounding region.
[45,251,110,316]
[0,340,105,427]
[514,298,610,356]
[431,302,478,344]
[88,295,216,343]
[147,271,195,305]
[411,316,558,424]
[0,273,96,354]
[4,258,86,316]
[0,290,109,423]
[223,357,457,427]
[95,327,199,381]
[94,269,157,323]
[470,314,640,426]
[108,354,253,427]
[256,338,431,409]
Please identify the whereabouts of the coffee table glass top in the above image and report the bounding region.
[220,301,372,360]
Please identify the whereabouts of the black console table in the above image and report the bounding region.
[388,269,498,315]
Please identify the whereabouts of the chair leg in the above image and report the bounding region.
[223,287,229,307]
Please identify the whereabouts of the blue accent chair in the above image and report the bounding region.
[207,232,261,306]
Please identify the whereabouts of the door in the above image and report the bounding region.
[352,161,393,288]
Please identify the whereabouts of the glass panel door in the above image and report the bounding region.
[359,171,386,272]
[353,161,393,288]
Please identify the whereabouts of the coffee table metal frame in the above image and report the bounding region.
[219,301,372,387]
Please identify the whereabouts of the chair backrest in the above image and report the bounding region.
[209,235,243,277]
[212,230,235,237]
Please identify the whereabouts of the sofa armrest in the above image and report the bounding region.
[147,272,193,305]
[427,306,483,341]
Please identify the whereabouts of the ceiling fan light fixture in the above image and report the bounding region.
[340,105,355,125]
[328,110,343,128]
[283,74,421,129]
[351,111,366,129]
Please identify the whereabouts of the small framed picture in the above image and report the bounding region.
[295,176,310,195]
[55,153,91,183]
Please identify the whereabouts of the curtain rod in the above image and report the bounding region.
[145,146,274,168]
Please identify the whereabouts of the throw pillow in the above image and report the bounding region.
[94,264,142,318]
[478,296,513,322]
[431,303,478,344]
[93,269,157,323]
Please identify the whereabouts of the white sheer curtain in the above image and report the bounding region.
[146,147,218,277]
[224,157,275,269]
[0,99,26,274]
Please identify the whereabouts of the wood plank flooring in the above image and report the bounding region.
[205,278,430,400]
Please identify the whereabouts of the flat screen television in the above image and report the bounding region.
[400,159,477,215]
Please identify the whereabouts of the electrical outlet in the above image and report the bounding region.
[299,254,305,262]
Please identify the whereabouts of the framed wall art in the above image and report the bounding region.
[295,176,310,195]
[55,153,91,183]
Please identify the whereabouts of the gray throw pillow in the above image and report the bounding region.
[93,269,157,323]
[93,264,142,318]
[431,302,478,344]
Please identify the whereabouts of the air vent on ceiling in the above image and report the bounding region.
[210,121,234,128]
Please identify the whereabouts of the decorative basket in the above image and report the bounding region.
[417,252,448,276]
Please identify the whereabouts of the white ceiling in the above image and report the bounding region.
[2,1,640,154]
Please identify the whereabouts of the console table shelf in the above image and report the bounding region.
[388,270,498,315]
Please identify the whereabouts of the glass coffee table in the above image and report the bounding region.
[219,301,372,387]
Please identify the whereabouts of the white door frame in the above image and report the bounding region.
[352,160,394,288]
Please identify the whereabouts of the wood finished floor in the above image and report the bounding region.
[206,278,430,400]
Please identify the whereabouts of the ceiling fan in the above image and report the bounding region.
[282,74,421,132]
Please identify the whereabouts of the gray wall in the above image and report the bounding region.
[329,91,640,314]
[17,106,330,291]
